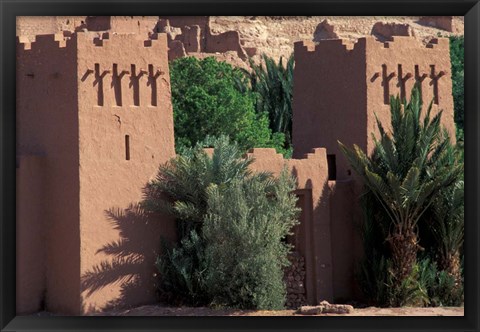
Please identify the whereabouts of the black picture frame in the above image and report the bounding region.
[1,1,478,331]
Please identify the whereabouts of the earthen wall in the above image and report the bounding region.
[76,32,176,313]
[17,33,81,314]
[16,155,46,314]
[293,37,456,182]
[365,36,455,153]
[245,148,334,303]
[292,39,368,181]
[16,31,176,314]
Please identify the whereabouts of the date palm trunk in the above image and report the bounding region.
[440,250,462,288]
[387,227,420,283]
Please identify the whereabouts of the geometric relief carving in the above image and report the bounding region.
[414,65,428,97]
[129,64,141,107]
[376,64,443,106]
[94,63,109,107]
[397,64,412,101]
[112,64,129,107]
[147,64,162,107]
[429,65,446,105]
[85,63,162,107]
[382,64,396,105]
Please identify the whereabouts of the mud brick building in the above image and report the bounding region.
[17,31,176,314]
[16,18,455,314]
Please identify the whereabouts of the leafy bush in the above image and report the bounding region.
[155,231,208,306]
[146,136,299,309]
[143,136,253,238]
[418,257,464,307]
[202,171,299,309]
[170,56,284,153]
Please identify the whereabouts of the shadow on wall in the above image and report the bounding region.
[80,200,171,312]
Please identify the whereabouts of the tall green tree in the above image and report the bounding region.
[247,54,294,150]
[339,86,463,303]
[170,56,283,153]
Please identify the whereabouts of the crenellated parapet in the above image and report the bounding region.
[295,35,449,55]
[17,31,171,109]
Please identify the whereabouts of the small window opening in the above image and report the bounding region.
[327,154,337,180]
[125,135,130,160]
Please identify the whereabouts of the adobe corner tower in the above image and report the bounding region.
[292,36,456,181]
[17,31,176,314]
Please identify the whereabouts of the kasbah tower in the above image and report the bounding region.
[293,36,456,181]
[16,18,456,315]
[17,30,176,314]
[291,36,456,285]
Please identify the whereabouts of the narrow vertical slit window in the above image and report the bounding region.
[125,135,130,160]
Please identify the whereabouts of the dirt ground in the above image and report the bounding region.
[73,305,463,316]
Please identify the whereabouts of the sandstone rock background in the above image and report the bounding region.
[208,16,464,62]
[17,16,464,68]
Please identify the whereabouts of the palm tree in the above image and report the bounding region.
[430,179,464,286]
[339,86,463,290]
[247,54,295,148]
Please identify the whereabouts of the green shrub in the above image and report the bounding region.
[170,56,284,152]
[202,170,299,309]
[143,136,253,238]
[418,257,464,307]
[146,136,299,309]
[155,231,209,306]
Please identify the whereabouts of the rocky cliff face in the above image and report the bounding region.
[17,16,464,68]
[208,16,463,62]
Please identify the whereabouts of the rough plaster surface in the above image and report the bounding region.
[17,31,176,314]
[17,33,82,314]
[246,148,334,303]
[293,36,456,182]
[76,32,177,313]
[16,156,46,314]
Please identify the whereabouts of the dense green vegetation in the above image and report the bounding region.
[170,57,285,154]
[449,35,464,142]
[340,86,464,307]
[246,54,295,155]
[144,136,299,309]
